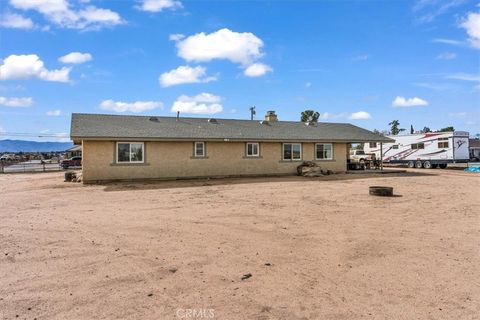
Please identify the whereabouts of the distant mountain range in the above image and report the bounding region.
[0,140,73,153]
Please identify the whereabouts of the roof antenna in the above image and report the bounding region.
[249,106,256,120]
[176,111,180,121]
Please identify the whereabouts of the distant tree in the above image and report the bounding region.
[301,110,320,123]
[410,125,414,134]
[389,120,403,135]
[438,126,455,132]
[372,129,381,135]
[354,143,364,150]
[422,126,431,133]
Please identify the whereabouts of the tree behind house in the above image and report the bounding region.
[388,120,404,135]
[438,126,455,132]
[301,110,320,123]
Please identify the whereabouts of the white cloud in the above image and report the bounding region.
[448,112,467,118]
[169,33,185,41]
[46,109,61,116]
[9,0,123,30]
[460,12,480,49]
[432,38,464,46]
[352,54,369,61]
[446,73,480,82]
[100,99,163,113]
[305,82,312,88]
[349,111,371,120]
[0,96,33,107]
[0,12,34,29]
[159,65,217,87]
[0,54,71,83]
[413,0,465,24]
[392,96,428,107]
[319,112,347,120]
[436,52,456,60]
[137,0,182,12]
[243,63,272,77]
[59,52,92,64]
[175,28,264,66]
[171,93,222,114]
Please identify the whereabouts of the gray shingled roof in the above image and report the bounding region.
[70,113,393,143]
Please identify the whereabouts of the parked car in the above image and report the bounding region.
[60,156,82,169]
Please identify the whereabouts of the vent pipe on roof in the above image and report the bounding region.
[265,110,278,122]
[176,111,180,121]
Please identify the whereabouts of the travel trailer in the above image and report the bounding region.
[363,131,470,169]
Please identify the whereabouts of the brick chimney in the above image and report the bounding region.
[265,110,278,122]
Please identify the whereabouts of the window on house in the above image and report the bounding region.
[392,145,399,149]
[117,142,144,163]
[246,142,260,157]
[369,142,377,148]
[411,143,425,150]
[283,143,301,160]
[194,142,205,157]
[438,137,449,148]
[315,143,333,160]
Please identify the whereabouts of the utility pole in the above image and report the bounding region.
[249,106,256,120]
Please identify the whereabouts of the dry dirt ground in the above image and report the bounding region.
[1,170,479,320]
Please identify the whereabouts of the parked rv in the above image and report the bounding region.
[363,131,470,169]
[0,154,16,161]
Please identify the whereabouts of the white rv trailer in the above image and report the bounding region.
[363,131,470,169]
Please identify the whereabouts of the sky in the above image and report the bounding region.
[0,0,479,142]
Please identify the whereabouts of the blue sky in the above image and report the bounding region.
[0,0,479,141]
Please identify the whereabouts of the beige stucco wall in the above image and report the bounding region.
[82,140,347,182]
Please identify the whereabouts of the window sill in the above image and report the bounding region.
[279,159,303,162]
[190,156,209,159]
[243,156,263,159]
[110,162,149,166]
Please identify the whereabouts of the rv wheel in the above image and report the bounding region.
[407,161,415,168]
[415,161,423,169]
[423,161,432,169]
[431,164,438,169]
[439,164,447,169]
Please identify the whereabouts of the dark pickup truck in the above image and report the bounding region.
[60,156,82,169]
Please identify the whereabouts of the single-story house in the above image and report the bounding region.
[65,145,82,158]
[70,111,393,183]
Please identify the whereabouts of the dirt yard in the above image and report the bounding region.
[1,170,479,320]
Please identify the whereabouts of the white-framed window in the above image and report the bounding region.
[246,142,260,157]
[315,143,333,160]
[392,145,399,149]
[369,142,377,148]
[194,142,205,157]
[116,142,144,163]
[283,143,302,161]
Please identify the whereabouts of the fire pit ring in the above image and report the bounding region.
[369,186,393,197]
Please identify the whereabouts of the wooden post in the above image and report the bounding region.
[380,142,383,171]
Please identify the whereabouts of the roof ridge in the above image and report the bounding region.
[71,112,351,125]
